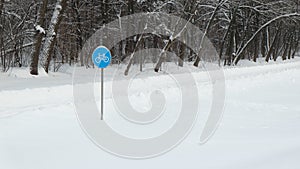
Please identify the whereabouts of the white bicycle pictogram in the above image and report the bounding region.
[95,53,110,64]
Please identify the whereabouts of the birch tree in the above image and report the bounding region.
[40,0,67,73]
[193,0,227,67]
[154,1,199,72]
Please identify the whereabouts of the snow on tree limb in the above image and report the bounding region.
[233,13,300,65]
[35,25,45,34]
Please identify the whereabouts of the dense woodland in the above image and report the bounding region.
[0,0,299,75]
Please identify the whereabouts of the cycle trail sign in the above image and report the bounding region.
[92,46,112,68]
[91,46,112,120]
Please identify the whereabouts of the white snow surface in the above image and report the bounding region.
[0,57,300,169]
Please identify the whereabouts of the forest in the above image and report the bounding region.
[0,0,299,75]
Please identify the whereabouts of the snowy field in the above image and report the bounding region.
[1,57,300,169]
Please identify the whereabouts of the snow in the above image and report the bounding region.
[56,4,62,10]
[4,67,48,78]
[137,0,147,3]
[0,57,300,168]
[35,25,46,34]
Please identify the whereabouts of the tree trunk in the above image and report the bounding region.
[154,1,204,72]
[282,43,289,61]
[234,13,300,65]
[41,0,67,73]
[193,0,226,67]
[261,28,268,58]
[30,0,48,75]
[44,36,57,71]
[154,39,174,72]
[266,27,280,62]
[0,0,4,71]
[178,43,185,67]
[291,36,299,59]
[288,29,296,59]
[273,30,282,61]
[74,0,84,66]
[139,38,144,72]
[219,6,238,65]
[0,0,3,16]
[253,12,260,62]
[124,33,145,76]
[287,43,292,60]
[224,28,235,66]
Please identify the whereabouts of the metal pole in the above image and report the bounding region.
[101,68,104,120]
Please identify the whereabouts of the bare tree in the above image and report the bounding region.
[193,0,227,67]
[1,0,300,73]
[233,13,300,65]
[30,0,48,75]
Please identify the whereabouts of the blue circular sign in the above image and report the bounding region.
[92,46,112,68]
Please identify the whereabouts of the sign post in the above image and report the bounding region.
[92,46,112,120]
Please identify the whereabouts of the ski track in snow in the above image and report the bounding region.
[1,59,300,118]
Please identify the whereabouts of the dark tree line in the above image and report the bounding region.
[0,0,299,74]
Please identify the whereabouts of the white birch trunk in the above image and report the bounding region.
[40,0,64,70]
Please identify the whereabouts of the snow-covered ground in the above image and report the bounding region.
[0,57,300,169]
